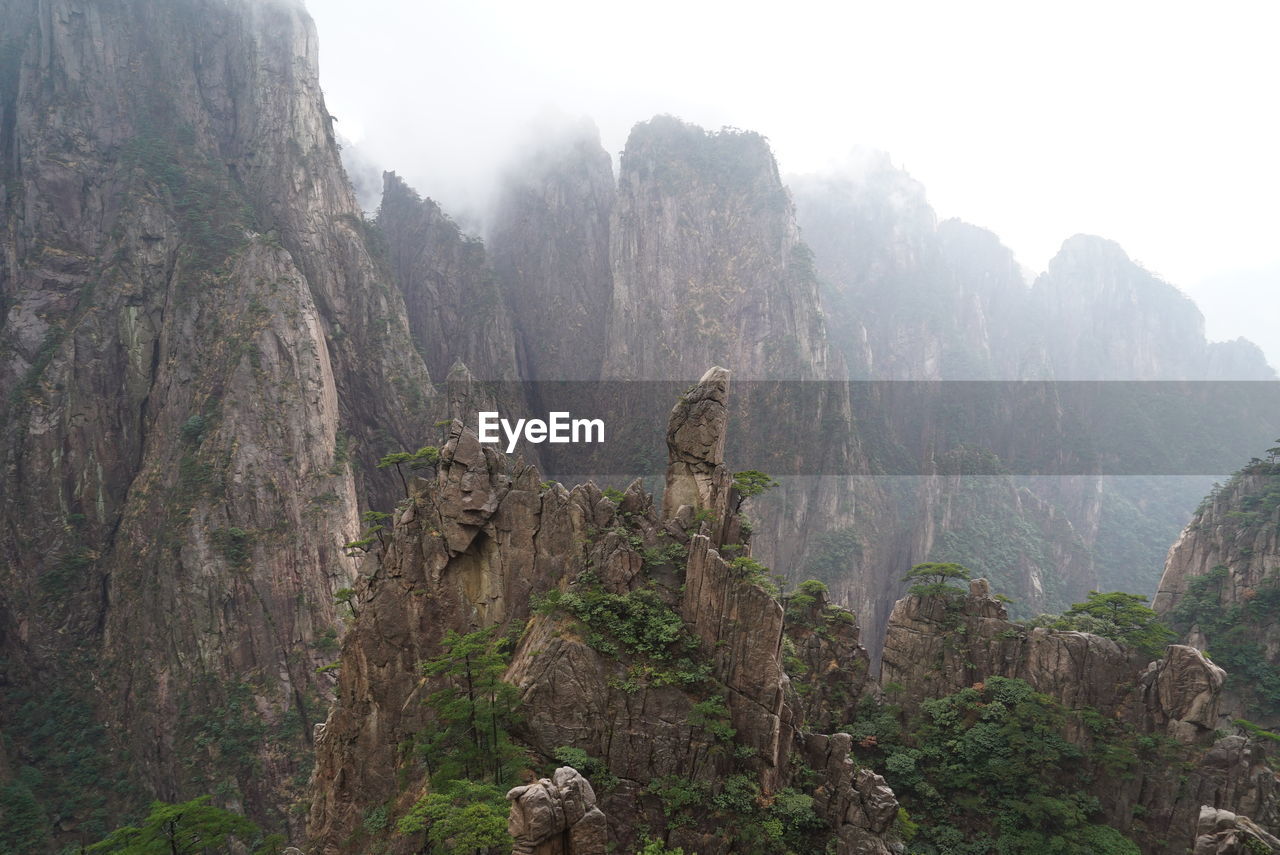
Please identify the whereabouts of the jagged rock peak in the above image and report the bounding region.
[663,366,731,522]
[507,766,607,855]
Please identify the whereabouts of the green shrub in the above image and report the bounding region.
[535,587,695,662]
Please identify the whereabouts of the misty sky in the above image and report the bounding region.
[306,0,1280,366]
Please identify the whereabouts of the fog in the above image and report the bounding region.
[306,0,1280,365]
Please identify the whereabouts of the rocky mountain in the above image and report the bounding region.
[792,153,1274,615]
[790,153,1042,381]
[305,373,1279,855]
[2,0,1279,851]
[488,115,894,650]
[0,0,438,840]
[602,117,833,381]
[309,369,901,855]
[1032,235,1275,381]
[488,118,614,382]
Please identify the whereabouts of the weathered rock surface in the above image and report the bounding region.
[307,425,567,851]
[783,586,871,734]
[1195,806,1280,855]
[507,767,608,855]
[1155,468,1280,618]
[0,0,434,834]
[804,733,899,855]
[1154,464,1280,728]
[881,580,1141,717]
[604,117,833,382]
[662,366,732,522]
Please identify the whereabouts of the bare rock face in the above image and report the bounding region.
[307,433,571,851]
[1195,807,1280,855]
[804,734,900,855]
[1156,471,1280,618]
[681,534,792,790]
[783,585,871,733]
[1141,645,1227,743]
[603,117,832,381]
[309,370,902,855]
[377,171,520,382]
[507,767,608,855]
[0,0,434,832]
[880,580,1140,717]
[662,366,732,524]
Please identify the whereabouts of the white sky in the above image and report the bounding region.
[307,0,1280,365]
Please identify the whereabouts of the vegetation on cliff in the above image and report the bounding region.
[851,676,1140,855]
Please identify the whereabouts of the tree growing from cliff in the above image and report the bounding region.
[86,796,281,854]
[377,445,441,495]
[418,627,522,786]
[395,780,510,855]
[903,562,971,596]
[731,469,778,513]
[1044,591,1174,660]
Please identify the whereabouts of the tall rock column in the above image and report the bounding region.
[662,366,732,527]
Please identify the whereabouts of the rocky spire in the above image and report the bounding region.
[506,767,608,855]
[662,366,732,525]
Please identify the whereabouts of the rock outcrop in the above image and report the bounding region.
[661,366,732,522]
[1195,806,1280,855]
[1155,466,1280,618]
[507,767,607,855]
[803,733,899,855]
[783,585,871,734]
[880,581,1280,852]
[1154,462,1280,728]
[308,369,901,855]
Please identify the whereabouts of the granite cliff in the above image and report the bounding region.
[0,0,436,837]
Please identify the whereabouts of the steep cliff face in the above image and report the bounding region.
[1033,235,1275,381]
[791,153,1044,382]
[605,116,832,381]
[377,171,518,382]
[1155,461,1280,727]
[0,0,434,837]
[488,119,614,382]
[308,370,902,855]
[906,470,1095,618]
[879,581,1279,853]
